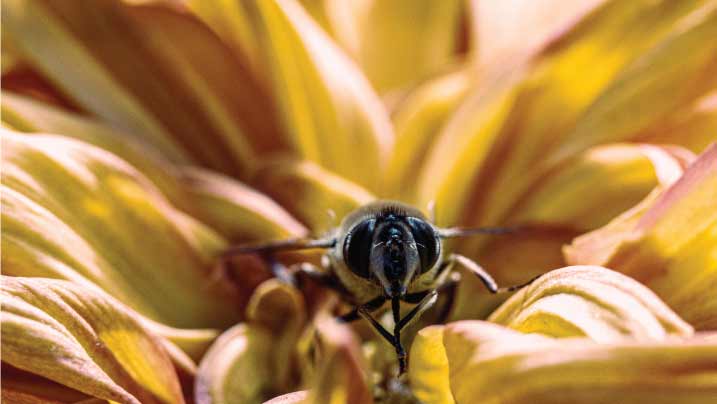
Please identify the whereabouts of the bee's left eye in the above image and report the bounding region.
[343,219,376,278]
[407,217,440,273]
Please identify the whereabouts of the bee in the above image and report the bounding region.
[223,200,538,374]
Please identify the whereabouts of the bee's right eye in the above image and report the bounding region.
[343,219,376,278]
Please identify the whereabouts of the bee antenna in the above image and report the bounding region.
[437,225,525,239]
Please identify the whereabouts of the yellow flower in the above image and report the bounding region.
[2,0,716,403]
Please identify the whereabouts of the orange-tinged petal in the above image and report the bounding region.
[1,131,240,328]
[264,391,309,404]
[410,321,717,404]
[244,0,394,191]
[565,143,717,329]
[2,0,286,177]
[1,276,185,404]
[469,0,605,79]
[488,266,693,341]
[2,364,94,404]
[253,158,375,234]
[304,0,465,95]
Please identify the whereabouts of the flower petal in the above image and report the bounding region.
[1,130,240,328]
[385,68,472,199]
[449,144,693,320]
[252,158,375,233]
[179,168,308,242]
[2,93,309,242]
[2,0,285,176]
[1,276,185,404]
[488,266,693,341]
[469,0,605,79]
[195,323,276,404]
[565,143,717,329]
[410,321,717,404]
[243,0,394,191]
[417,0,716,229]
[307,0,465,95]
[303,314,373,404]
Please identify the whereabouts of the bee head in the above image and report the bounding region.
[343,208,440,298]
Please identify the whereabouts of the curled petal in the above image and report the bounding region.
[410,321,717,404]
[1,276,185,404]
[488,266,693,342]
[565,143,717,329]
[195,324,276,404]
[1,131,239,328]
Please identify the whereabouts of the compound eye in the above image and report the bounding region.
[407,217,440,273]
[343,219,376,278]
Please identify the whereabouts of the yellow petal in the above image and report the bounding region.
[185,0,266,79]
[2,0,286,177]
[408,326,455,404]
[252,158,375,234]
[179,167,308,241]
[512,144,694,230]
[247,280,307,391]
[410,321,717,404]
[449,144,694,321]
[195,324,276,404]
[1,131,240,328]
[2,93,308,242]
[1,276,185,404]
[636,91,717,154]
[418,0,715,229]
[385,68,472,199]
[244,0,394,191]
[304,314,373,404]
[304,0,465,95]
[565,143,717,329]
[489,266,693,341]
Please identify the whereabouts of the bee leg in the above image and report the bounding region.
[397,290,438,331]
[435,272,461,323]
[450,253,541,293]
[357,307,396,348]
[337,295,386,323]
[391,297,408,374]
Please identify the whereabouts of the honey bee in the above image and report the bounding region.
[223,200,538,374]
